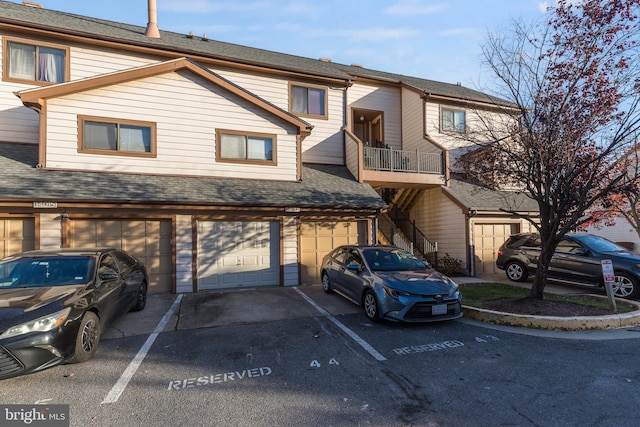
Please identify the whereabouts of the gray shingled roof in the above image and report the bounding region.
[0,143,386,209]
[0,0,511,106]
[443,179,539,213]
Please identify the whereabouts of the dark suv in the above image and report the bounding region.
[496,233,640,299]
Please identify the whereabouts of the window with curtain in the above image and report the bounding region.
[80,117,155,156]
[290,84,326,118]
[442,108,466,133]
[6,40,67,84]
[218,131,275,163]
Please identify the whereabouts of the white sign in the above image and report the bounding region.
[33,201,57,208]
[601,259,615,283]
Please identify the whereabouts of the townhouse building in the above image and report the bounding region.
[0,0,537,293]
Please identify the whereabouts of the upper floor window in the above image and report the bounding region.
[441,108,466,133]
[4,38,69,84]
[78,116,156,157]
[217,130,276,165]
[289,83,327,119]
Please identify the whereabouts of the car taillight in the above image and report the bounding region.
[497,249,503,256]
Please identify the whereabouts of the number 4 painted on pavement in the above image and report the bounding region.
[310,358,340,368]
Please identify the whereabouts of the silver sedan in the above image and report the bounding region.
[321,245,463,323]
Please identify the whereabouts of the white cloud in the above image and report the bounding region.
[537,2,551,13]
[305,27,422,43]
[161,0,272,13]
[384,0,447,16]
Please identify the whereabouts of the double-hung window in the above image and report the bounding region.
[217,130,276,164]
[4,38,68,84]
[79,116,156,157]
[289,83,327,119]
[441,108,466,133]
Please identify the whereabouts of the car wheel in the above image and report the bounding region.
[131,281,148,312]
[321,272,333,294]
[611,272,640,299]
[505,261,528,282]
[363,289,381,322]
[69,312,101,364]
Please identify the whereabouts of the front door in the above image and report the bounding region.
[353,109,384,146]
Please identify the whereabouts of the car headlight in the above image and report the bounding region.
[383,285,411,298]
[0,307,71,339]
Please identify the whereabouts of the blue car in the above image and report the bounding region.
[321,245,462,323]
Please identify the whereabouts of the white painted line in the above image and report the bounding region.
[294,287,387,362]
[101,294,184,405]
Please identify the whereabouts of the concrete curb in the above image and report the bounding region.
[462,297,640,331]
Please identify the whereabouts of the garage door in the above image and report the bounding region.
[300,220,368,284]
[473,223,520,275]
[197,220,279,291]
[0,218,35,259]
[69,219,172,293]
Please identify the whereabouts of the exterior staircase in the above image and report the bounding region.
[377,197,438,267]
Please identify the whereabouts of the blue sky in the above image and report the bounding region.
[22,0,553,88]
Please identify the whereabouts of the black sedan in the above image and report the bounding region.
[0,248,148,380]
[321,245,462,322]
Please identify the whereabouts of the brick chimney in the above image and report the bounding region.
[144,0,160,38]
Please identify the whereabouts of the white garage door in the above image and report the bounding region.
[473,223,520,275]
[197,220,280,290]
[300,220,368,284]
[69,219,173,293]
[0,218,35,259]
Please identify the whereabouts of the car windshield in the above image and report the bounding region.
[0,256,96,288]
[363,248,428,272]
[578,235,628,253]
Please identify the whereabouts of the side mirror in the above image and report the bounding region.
[574,248,589,256]
[346,262,361,271]
[99,270,119,281]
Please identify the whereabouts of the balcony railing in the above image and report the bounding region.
[363,146,443,174]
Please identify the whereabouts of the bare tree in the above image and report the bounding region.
[460,0,640,299]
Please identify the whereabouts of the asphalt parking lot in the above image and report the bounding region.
[5,277,640,427]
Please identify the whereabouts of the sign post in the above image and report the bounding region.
[601,259,617,312]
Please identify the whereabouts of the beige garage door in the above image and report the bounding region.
[69,219,172,293]
[0,218,35,259]
[197,220,280,291]
[473,223,520,275]
[300,220,368,284]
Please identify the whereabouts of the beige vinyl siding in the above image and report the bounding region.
[0,32,160,145]
[345,131,360,181]
[401,88,425,151]
[213,66,346,165]
[44,71,298,180]
[410,187,468,271]
[0,44,39,144]
[175,215,194,294]
[347,82,401,149]
[282,216,299,286]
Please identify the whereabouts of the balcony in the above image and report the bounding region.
[344,129,447,189]
[363,146,442,174]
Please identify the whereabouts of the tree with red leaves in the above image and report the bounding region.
[462,0,640,299]
[586,149,640,243]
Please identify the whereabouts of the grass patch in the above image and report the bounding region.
[459,282,637,313]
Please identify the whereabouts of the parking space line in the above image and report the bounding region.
[294,287,387,362]
[101,294,184,405]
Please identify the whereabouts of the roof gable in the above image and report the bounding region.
[15,57,312,135]
[0,0,512,107]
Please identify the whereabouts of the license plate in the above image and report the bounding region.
[431,304,447,315]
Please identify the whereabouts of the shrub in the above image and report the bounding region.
[437,253,462,276]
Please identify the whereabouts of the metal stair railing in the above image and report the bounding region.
[378,208,438,268]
